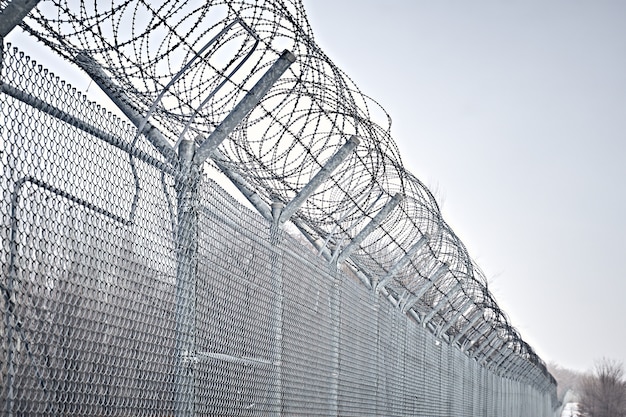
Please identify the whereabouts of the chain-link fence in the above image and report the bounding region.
[1,39,557,415]
[13,1,558,378]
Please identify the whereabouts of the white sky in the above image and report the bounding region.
[304,0,626,372]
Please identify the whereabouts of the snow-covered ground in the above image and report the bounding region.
[560,402,581,417]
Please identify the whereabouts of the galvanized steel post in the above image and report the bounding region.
[452,311,484,345]
[371,281,382,415]
[279,136,360,225]
[400,263,449,313]
[4,164,19,417]
[74,53,178,165]
[421,280,464,326]
[0,0,41,38]
[175,139,199,417]
[375,234,429,292]
[337,193,403,264]
[329,261,342,416]
[270,200,284,416]
[193,50,296,166]
[436,297,474,339]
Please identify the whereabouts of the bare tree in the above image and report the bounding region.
[579,358,626,417]
[548,361,584,403]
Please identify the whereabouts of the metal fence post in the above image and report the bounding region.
[329,261,342,416]
[1,35,13,417]
[4,161,16,417]
[400,263,449,313]
[371,287,381,415]
[193,50,296,166]
[375,234,429,292]
[270,200,284,416]
[175,139,199,417]
[74,53,178,165]
[0,0,41,38]
[278,136,360,225]
[336,193,403,264]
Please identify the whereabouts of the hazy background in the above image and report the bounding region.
[304,0,626,372]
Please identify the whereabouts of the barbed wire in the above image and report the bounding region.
[21,0,552,385]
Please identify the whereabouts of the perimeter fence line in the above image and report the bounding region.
[2,0,557,415]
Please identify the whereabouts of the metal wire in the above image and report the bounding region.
[1,0,558,415]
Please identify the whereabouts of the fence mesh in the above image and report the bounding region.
[2,0,557,415]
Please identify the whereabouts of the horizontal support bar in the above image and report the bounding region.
[74,53,178,165]
[194,351,274,367]
[0,82,176,176]
[212,150,273,221]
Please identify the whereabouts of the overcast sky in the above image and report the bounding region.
[304,0,626,372]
